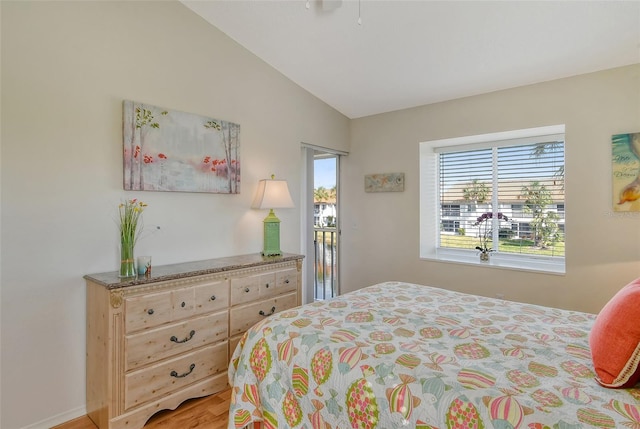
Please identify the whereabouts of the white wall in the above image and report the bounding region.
[0,1,348,428]
[342,64,640,314]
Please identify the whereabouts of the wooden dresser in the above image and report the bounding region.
[85,253,304,429]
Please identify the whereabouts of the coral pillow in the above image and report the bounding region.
[589,277,640,388]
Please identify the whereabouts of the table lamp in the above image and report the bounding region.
[251,175,295,256]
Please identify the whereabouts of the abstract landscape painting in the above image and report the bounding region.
[123,100,240,193]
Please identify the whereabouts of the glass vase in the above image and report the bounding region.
[119,240,136,278]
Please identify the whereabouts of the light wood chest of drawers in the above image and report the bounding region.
[85,253,303,429]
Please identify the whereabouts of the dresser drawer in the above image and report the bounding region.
[194,279,229,316]
[125,311,228,371]
[125,291,173,333]
[174,279,230,319]
[171,288,196,321]
[230,272,276,306]
[124,342,228,410]
[253,268,297,300]
[276,268,298,294]
[229,292,297,337]
[230,275,259,305]
[125,280,230,334]
[259,272,277,297]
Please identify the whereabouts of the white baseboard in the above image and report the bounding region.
[21,405,87,429]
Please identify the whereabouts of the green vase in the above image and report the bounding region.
[119,240,136,278]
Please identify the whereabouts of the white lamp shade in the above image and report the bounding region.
[251,179,295,209]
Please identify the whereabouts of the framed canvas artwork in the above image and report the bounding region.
[613,132,640,211]
[123,100,240,194]
[364,173,405,192]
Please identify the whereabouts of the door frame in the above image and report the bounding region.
[300,143,347,304]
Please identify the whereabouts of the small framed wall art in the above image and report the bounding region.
[364,173,405,193]
[123,100,240,194]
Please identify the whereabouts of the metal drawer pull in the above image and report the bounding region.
[170,330,195,344]
[210,295,216,301]
[170,363,196,378]
[285,279,290,284]
[147,309,154,315]
[181,301,186,308]
[259,306,276,317]
[265,283,270,288]
[244,287,250,293]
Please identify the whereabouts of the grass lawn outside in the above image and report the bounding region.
[440,234,565,257]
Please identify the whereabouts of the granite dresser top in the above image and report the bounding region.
[84,253,304,290]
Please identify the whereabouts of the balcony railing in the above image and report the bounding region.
[313,227,338,300]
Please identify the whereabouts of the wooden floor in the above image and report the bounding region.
[52,389,231,429]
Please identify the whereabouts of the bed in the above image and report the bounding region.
[227,282,640,428]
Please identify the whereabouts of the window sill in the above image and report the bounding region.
[420,248,565,275]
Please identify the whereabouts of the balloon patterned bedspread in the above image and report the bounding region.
[227,282,640,429]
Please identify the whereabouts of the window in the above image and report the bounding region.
[442,204,461,217]
[441,220,460,233]
[510,204,527,218]
[419,125,565,274]
[508,222,534,241]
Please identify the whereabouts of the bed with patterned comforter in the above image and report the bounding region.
[228,282,640,429]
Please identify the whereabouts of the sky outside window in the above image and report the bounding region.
[315,157,336,189]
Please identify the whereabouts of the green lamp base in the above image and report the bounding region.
[262,209,282,256]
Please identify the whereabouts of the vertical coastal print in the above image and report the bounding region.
[123,100,240,193]
[613,132,640,211]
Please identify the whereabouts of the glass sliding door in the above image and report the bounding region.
[301,143,345,303]
[313,153,339,300]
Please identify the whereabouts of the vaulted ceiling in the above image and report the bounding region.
[182,1,640,119]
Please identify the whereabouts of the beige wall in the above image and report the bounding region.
[3,1,639,428]
[342,64,640,313]
[0,1,348,428]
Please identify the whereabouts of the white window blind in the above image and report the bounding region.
[438,139,565,258]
